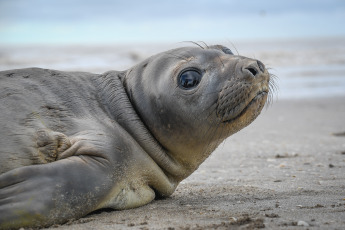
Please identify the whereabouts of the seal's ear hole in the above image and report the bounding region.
[178,69,202,89]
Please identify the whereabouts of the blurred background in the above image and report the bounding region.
[1,0,345,99]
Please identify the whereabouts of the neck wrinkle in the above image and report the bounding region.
[93,71,188,181]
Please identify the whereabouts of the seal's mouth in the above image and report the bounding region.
[223,90,268,124]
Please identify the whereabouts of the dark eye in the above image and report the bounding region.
[179,70,202,89]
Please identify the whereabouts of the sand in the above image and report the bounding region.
[1,38,344,229]
[37,96,344,230]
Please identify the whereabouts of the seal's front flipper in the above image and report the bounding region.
[35,129,71,162]
[0,156,113,229]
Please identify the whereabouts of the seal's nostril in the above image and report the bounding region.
[257,60,265,72]
[246,67,257,76]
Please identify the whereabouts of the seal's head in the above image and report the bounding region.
[124,45,273,179]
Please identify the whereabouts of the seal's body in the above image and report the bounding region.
[0,45,272,228]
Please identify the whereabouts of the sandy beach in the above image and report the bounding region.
[34,96,343,230]
[1,38,345,229]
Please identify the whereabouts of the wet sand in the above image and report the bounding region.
[43,96,345,230]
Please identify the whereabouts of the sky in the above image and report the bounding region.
[0,0,345,45]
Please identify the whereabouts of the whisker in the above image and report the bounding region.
[199,41,210,49]
[269,73,279,92]
[182,41,205,49]
[265,72,279,107]
[227,40,240,56]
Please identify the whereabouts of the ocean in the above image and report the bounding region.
[1,38,344,100]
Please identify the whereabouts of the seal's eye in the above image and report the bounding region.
[179,70,202,89]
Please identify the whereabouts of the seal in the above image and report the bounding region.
[0,45,273,228]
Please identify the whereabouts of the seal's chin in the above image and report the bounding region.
[223,90,268,124]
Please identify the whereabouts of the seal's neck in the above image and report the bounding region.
[94,71,189,181]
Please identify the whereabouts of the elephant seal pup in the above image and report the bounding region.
[0,45,272,228]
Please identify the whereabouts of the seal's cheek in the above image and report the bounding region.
[225,92,267,132]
